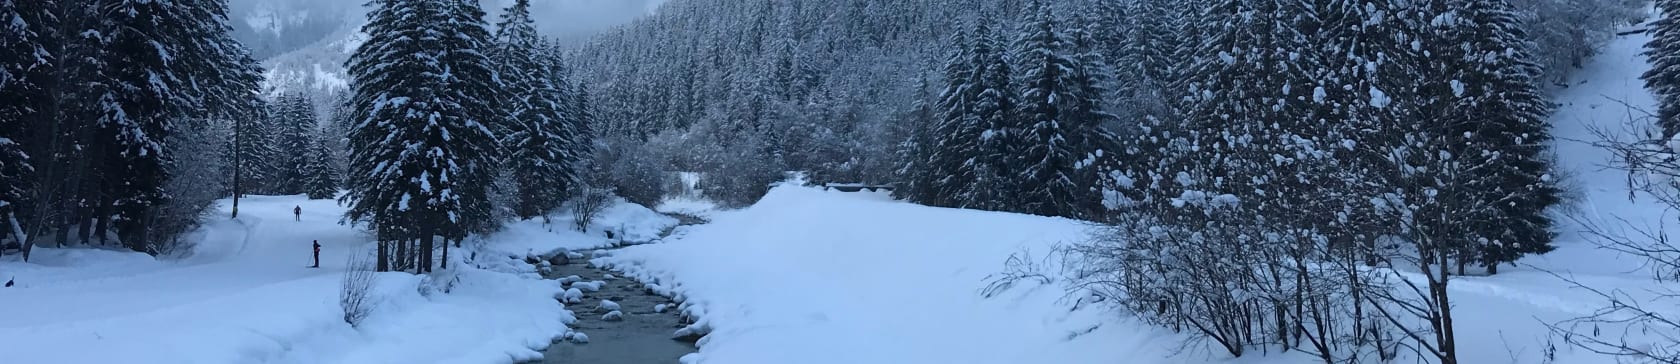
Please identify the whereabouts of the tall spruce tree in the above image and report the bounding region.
[0,0,55,245]
[301,129,338,200]
[345,0,440,271]
[494,0,576,220]
[1460,0,1559,273]
[924,27,980,208]
[1008,0,1113,218]
[277,92,319,194]
[345,0,502,272]
[970,18,1019,211]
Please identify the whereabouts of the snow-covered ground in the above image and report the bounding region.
[0,194,673,364]
[592,29,1680,364]
[2,21,1674,364]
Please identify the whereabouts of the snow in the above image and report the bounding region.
[599,299,621,311]
[592,27,1680,360]
[0,195,584,364]
[596,186,1187,364]
[561,287,585,304]
[480,196,676,258]
[571,280,606,292]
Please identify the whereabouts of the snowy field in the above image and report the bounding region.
[0,23,1676,364]
[0,194,673,364]
[592,30,1680,364]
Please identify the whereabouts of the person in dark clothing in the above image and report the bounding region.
[294,206,302,222]
[312,240,321,268]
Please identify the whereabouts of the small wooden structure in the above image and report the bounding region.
[821,183,895,193]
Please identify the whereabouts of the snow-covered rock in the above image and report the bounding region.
[557,275,583,285]
[601,310,624,321]
[572,280,605,292]
[561,288,584,304]
[599,299,621,312]
[564,331,590,344]
[654,303,669,313]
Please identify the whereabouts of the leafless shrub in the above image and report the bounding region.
[341,250,378,327]
[1547,107,1680,363]
[572,187,613,232]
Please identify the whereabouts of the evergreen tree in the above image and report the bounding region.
[277,92,319,194]
[90,0,215,250]
[0,0,56,243]
[892,74,938,203]
[344,0,500,271]
[1008,0,1114,218]
[493,0,576,220]
[1650,0,1680,140]
[924,27,980,208]
[226,99,280,197]
[345,0,441,271]
[1460,0,1559,273]
[970,18,1019,211]
[301,129,338,200]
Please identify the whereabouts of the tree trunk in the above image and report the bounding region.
[441,238,449,270]
[420,233,434,273]
[95,197,111,246]
[377,240,389,272]
[395,238,408,272]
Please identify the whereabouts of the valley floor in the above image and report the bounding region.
[0,23,1676,364]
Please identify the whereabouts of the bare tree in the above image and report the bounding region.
[1547,106,1680,363]
[341,250,378,327]
[572,186,612,232]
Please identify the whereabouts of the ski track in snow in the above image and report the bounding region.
[0,194,675,364]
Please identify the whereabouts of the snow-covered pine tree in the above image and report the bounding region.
[493,0,575,221]
[0,0,55,246]
[345,0,438,271]
[1648,0,1680,141]
[90,0,220,250]
[226,98,279,198]
[427,0,501,266]
[277,92,319,195]
[1458,0,1559,274]
[1063,25,1122,218]
[969,17,1020,212]
[892,74,938,203]
[923,26,979,208]
[301,129,338,200]
[1008,0,1111,218]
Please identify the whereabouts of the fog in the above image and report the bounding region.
[230,0,662,59]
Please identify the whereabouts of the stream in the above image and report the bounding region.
[530,213,708,364]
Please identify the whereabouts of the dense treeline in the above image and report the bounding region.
[343,0,594,272]
[569,0,1645,362]
[571,0,1642,210]
[0,0,265,258]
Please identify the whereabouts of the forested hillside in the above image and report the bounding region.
[572,0,1646,209]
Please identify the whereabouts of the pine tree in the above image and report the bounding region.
[0,0,55,245]
[90,0,216,250]
[494,0,576,220]
[276,92,319,194]
[969,18,1019,212]
[924,27,980,208]
[1460,0,1559,274]
[1009,0,1112,218]
[301,129,338,200]
[892,74,938,203]
[227,99,281,197]
[1648,0,1680,140]
[346,0,440,271]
